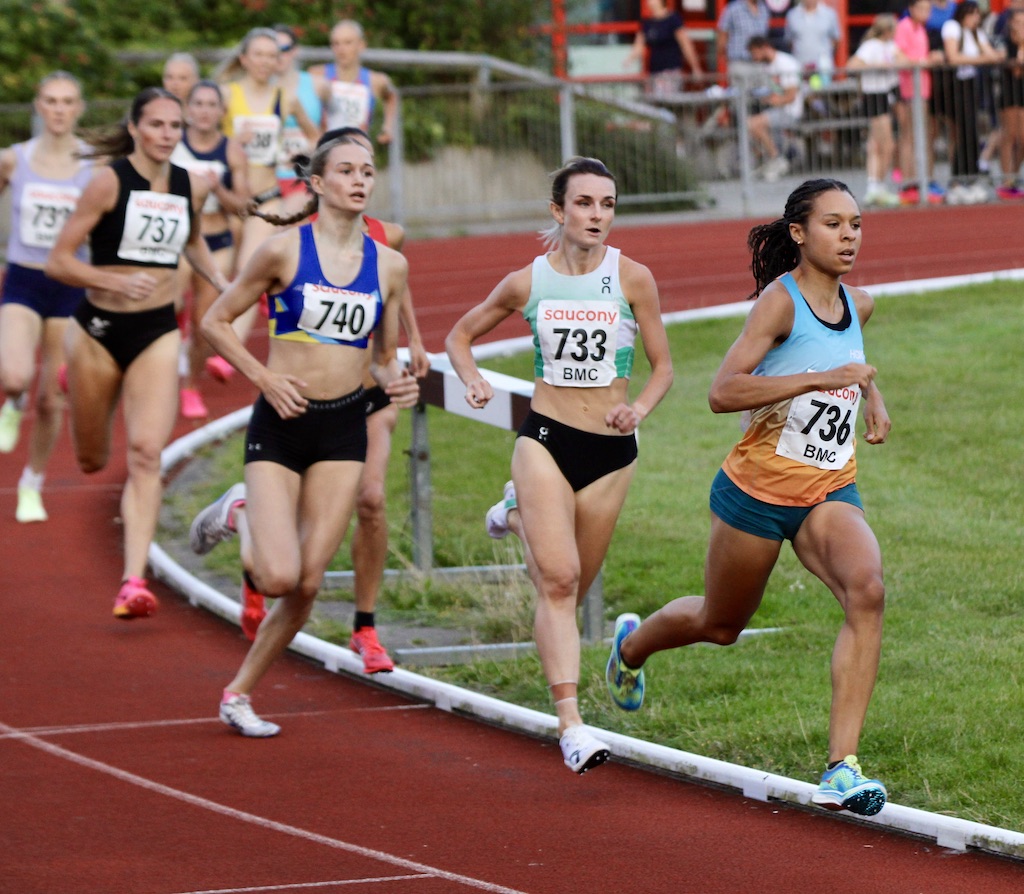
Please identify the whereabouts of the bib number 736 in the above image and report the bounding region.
[776,387,860,470]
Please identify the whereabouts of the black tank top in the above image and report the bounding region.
[89,157,193,268]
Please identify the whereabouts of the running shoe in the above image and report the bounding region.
[205,355,235,383]
[219,693,281,738]
[15,486,47,523]
[927,181,946,204]
[811,755,887,816]
[189,482,246,554]
[605,612,645,711]
[0,400,24,453]
[350,626,395,674]
[559,725,611,775]
[240,576,266,642]
[113,576,159,620]
[898,185,920,205]
[485,480,517,539]
[180,387,208,420]
[996,184,1024,201]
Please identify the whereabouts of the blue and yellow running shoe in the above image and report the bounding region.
[605,612,645,711]
[811,755,887,816]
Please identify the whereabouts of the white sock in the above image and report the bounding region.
[19,467,44,491]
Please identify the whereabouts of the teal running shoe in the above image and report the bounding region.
[605,612,644,711]
[811,755,887,816]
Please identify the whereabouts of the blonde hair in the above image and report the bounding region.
[862,13,897,43]
[214,27,279,83]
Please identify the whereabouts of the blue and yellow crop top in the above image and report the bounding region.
[268,224,382,348]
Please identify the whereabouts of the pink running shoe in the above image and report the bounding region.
[114,577,158,620]
[205,355,235,383]
[180,387,208,420]
[241,577,267,642]
[349,627,395,674]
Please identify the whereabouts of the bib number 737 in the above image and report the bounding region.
[775,386,860,470]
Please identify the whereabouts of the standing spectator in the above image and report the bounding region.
[848,14,904,205]
[311,20,398,145]
[942,0,1002,202]
[785,0,841,73]
[606,178,891,819]
[894,0,944,204]
[626,0,704,96]
[445,157,673,774]
[747,35,804,181]
[45,87,225,618]
[717,0,771,81]
[995,8,1024,197]
[0,72,93,522]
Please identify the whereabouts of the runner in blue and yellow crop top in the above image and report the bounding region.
[267,224,382,347]
[523,245,637,388]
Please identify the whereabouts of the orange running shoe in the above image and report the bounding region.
[240,576,266,641]
[349,627,394,674]
[113,576,158,619]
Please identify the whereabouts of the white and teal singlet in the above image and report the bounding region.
[523,246,637,388]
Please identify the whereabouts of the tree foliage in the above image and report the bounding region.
[6,0,541,100]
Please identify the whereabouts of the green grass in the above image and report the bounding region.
[164,280,1024,830]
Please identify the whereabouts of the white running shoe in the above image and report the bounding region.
[0,400,24,453]
[559,725,611,775]
[15,487,47,523]
[485,480,517,539]
[219,694,281,738]
[190,482,246,554]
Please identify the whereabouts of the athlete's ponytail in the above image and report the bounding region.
[747,178,855,299]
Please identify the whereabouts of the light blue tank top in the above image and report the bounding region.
[7,139,93,266]
[755,272,865,378]
[523,246,636,387]
[277,71,322,181]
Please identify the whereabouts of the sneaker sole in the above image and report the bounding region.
[606,613,644,711]
[219,712,281,738]
[812,784,887,816]
[114,593,158,620]
[568,747,611,775]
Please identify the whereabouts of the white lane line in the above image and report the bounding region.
[1,704,430,740]
[0,719,530,894]
[172,875,431,893]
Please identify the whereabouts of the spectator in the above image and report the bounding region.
[894,0,944,204]
[785,0,841,73]
[747,35,804,181]
[995,8,1024,197]
[942,0,1002,202]
[717,0,771,81]
[848,14,904,205]
[626,0,704,96]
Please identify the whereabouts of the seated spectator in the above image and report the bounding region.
[747,35,804,181]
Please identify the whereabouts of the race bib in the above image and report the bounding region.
[235,114,281,167]
[117,190,190,265]
[776,384,860,470]
[278,125,310,168]
[297,283,379,343]
[537,299,618,388]
[328,81,371,130]
[19,182,80,248]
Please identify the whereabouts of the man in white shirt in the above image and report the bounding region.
[747,35,805,181]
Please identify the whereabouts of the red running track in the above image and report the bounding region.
[2,205,1023,894]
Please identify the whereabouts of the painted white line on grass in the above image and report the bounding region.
[153,266,1024,861]
[0,719,530,894]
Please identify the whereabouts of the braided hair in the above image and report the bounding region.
[746,178,855,299]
